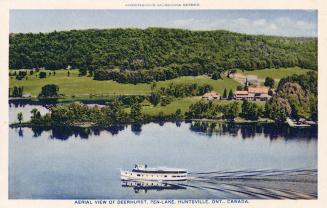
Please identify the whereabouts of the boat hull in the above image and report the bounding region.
[120,170,188,181]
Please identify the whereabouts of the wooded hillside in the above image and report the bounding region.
[10,28,317,72]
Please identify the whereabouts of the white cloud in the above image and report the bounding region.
[173,18,196,27]
[253,19,267,27]
[169,16,316,37]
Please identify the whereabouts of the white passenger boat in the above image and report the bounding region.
[121,164,188,181]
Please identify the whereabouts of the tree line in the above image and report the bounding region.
[10,69,57,80]
[26,99,261,127]
[10,28,317,76]
[186,100,263,121]
[93,64,220,83]
[27,102,185,127]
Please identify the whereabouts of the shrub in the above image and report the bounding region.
[38,84,59,97]
[39,71,47,78]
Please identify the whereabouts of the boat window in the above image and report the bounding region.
[164,175,167,177]
[137,174,140,176]
[172,176,176,178]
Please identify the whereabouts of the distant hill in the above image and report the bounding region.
[9,28,317,71]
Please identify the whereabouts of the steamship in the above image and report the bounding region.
[120,164,188,181]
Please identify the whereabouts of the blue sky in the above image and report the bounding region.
[10,10,317,37]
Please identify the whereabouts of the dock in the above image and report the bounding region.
[286,118,311,127]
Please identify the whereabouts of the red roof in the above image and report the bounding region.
[248,86,269,94]
[202,91,220,98]
[235,91,248,95]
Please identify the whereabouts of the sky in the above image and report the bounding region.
[10,10,317,37]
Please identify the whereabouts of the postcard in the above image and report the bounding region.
[0,0,326,207]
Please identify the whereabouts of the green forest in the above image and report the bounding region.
[10,28,317,75]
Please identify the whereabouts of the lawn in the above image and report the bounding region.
[141,97,266,116]
[156,76,241,95]
[10,70,241,98]
[236,67,310,80]
[10,70,149,97]
[142,97,202,115]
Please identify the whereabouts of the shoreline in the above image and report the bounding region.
[8,118,290,129]
[9,98,316,129]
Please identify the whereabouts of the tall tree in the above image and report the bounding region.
[39,84,59,97]
[17,112,23,124]
[11,86,24,97]
[30,108,42,124]
[223,102,240,120]
[241,100,259,120]
[264,77,275,88]
[228,89,234,100]
[130,102,143,123]
[106,99,125,124]
[264,97,291,123]
[150,82,157,91]
[223,88,227,99]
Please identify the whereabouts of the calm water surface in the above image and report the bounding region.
[9,105,317,199]
[9,103,49,123]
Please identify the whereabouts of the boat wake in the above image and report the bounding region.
[121,169,317,199]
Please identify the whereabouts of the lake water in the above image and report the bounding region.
[9,103,50,123]
[9,105,317,199]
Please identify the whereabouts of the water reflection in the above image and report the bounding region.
[9,101,38,108]
[52,126,126,140]
[190,121,317,141]
[175,121,182,127]
[131,124,142,136]
[9,100,55,108]
[18,128,24,137]
[121,180,186,194]
[12,122,317,142]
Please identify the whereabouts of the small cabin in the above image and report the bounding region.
[234,91,255,100]
[248,86,270,101]
[202,91,221,100]
[22,93,32,98]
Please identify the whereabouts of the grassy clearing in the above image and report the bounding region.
[13,67,309,98]
[10,70,149,96]
[236,67,310,80]
[141,97,266,116]
[10,70,241,97]
[156,76,241,95]
[142,97,201,115]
